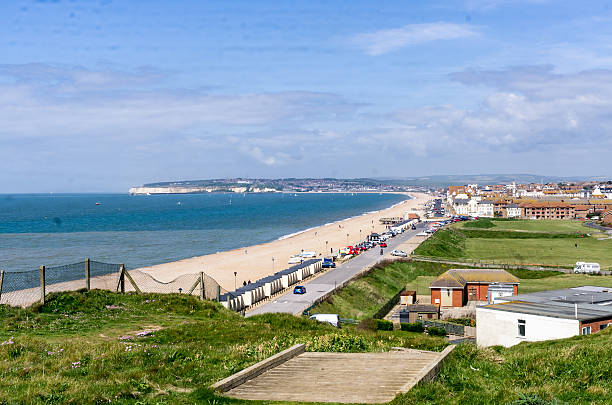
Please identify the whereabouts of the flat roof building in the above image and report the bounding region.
[477,286,612,347]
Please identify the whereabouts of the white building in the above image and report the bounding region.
[477,200,494,218]
[505,203,521,218]
[477,286,612,347]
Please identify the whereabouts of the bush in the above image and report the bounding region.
[401,322,425,333]
[376,319,394,331]
[427,326,447,337]
[356,318,377,331]
[445,317,475,327]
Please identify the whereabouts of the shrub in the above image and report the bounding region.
[427,326,446,337]
[445,317,475,327]
[376,319,394,331]
[401,322,425,333]
[356,318,377,331]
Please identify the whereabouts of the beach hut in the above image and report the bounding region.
[276,267,300,289]
[219,291,245,312]
[259,274,283,297]
[234,282,265,307]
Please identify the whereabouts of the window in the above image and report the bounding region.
[518,319,526,337]
[601,323,609,330]
[582,326,591,335]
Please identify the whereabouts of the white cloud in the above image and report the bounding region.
[350,22,479,56]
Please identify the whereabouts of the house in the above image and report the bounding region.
[430,269,519,307]
[453,198,469,215]
[399,304,440,323]
[477,286,612,347]
[477,200,494,218]
[504,203,521,218]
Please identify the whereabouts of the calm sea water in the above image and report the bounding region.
[0,193,407,272]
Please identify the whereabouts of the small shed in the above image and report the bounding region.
[400,290,417,305]
[399,304,440,323]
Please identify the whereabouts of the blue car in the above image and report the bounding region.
[293,285,306,294]
[322,260,336,268]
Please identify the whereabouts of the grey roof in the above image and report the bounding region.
[481,301,612,322]
[454,199,469,205]
[502,286,612,305]
[400,304,440,313]
[506,203,519,208]
[478,200,494,205]
[275,258,321,276]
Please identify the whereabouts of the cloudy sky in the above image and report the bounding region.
[1,0,612,192]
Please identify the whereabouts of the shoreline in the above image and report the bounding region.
[140,192,429,291]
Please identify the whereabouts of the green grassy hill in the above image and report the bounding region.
[1,286,612,404]
[0,289,447,404]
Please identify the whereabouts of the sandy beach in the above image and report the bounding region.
[140,192,430,291]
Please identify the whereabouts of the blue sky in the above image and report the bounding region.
[1,0,612,192]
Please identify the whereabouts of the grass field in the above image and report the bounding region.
[459,218,596,233]
[415,219,612,269]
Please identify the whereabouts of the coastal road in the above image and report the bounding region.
[247,222,427,317]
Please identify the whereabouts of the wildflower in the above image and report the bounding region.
[118,335,133,341]
[1,337,14,346]
[136,330,154,337]
[71,361,81,368]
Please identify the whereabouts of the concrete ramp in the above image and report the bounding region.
[214,345,455,404]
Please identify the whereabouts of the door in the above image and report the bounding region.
[441,288,453,307]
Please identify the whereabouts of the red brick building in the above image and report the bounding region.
[520,201,575,219]
[430,269,519,307]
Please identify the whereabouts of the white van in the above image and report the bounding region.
[574,262,601,274]
[309,313,340,328]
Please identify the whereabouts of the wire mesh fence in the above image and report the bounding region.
[0,259,226,308]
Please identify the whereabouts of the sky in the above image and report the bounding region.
[1,0,612,192]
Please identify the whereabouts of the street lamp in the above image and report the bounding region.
[325,240,328,254]
[234,271,237,290]
[272,257,275,272]
[346,233,349,245]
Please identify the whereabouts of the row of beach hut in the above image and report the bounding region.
[219,259,323,312]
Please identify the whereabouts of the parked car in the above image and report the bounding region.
[390,249,407,257]
[309,313,340,328]
[416,231,428,236]
[322,259,336,268]
[379,242,387,248]
[293,285,306,294]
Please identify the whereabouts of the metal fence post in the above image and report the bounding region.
[216,285,221,301]
[40,265,46,305]
[200,272,205,300]
[0,270,4,303]
[85,258,91,291]
[120,264,125,293]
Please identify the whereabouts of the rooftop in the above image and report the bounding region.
[430,269,519,289]
[481,300,612,321]
[500,286,612,306]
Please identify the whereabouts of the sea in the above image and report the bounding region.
[0,192,408,272]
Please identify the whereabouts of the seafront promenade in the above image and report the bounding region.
[247,221,427,316]
[140,192,429,290]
